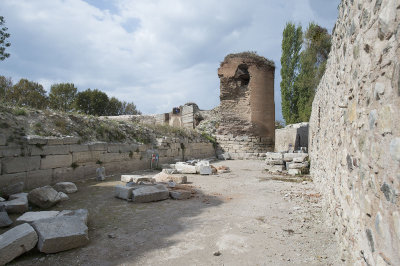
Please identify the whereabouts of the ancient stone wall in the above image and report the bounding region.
[217,53,275,157]
[309,0,400,264]
[0,135,214,190]
[275,122,309,152]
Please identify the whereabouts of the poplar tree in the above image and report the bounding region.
[280,22,302,125]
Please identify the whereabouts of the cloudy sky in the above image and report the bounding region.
[0,0,340,120]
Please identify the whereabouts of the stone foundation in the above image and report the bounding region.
[215,134,272,159]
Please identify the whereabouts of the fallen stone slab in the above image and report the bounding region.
[175,164,197,174]
[288,169,301,176]
[32,216,89,254]
[28,186,63,209]
[293,156,308,163]
[57,209,89,225]
[53,182,78,194]
[0,223,38,265]
[0,211,12,227]
[0,193,29,214]
[265,159,285,165]
[0,182,24,199]
[114,185,135,200]
[199,165,212,175]
[170,189,191,200]
[16,211,60,224]
[132,184,170,203]
[121,175,155,183]
[153,172,187,184]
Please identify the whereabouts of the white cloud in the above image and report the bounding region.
[0,0,340,119]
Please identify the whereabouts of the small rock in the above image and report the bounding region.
[0,223,38,265]
[53,182,78,194]
[57,192,70,202]
[168,181,176,188]
[108,233,116,239]
[0,197,5,202]
[213,251,222,256]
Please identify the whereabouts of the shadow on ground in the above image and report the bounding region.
[8,170,224,266]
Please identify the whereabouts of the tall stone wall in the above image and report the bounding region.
[0,135,214,190]
[217,53,275,158]
[309,0,400,264]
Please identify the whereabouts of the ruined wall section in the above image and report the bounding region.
[0,135,214,190]
[217,53,275,158]
[275,122,309,152]
[309,0,400,264]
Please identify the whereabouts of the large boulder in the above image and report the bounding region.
[31,216,89,253]
[53,182,78,194]
[0,193,29,214]
[0,223,38,265]
[152,172,187,184]
[132,184,170,203]
[28,186,64,209]
[0,182,24,199]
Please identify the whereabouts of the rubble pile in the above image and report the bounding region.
[265,152,309,176]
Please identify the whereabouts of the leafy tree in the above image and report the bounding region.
[121,101,141,115]
[0,16,11,61]
[7,79,48,109]
[49,83,77,112]
[0,75,12,102]
[295,23,331,121]
[74,89,109,116]
[106,97,123,116]
[280,22,303,125]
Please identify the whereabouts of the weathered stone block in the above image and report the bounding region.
[30,145,70,156]
[175,163,197,174]
[283,153,308,162]
[114,185,134,200]
[88,142,107,151]
[40,154,72,169]
[0,211,12,227]
[23,135,47,145]
[72,151,102,164]
[153,172,187,184]
[199,165,212,175]
[288,169,301,176]
[16,211,60,224]
[57,209,88,225]
[32,216,89,253]
[62,136,80,145]
[0,223,38,265]
[288,162,309,169]
[121,175,154,183]
[2,156,41,174]
[170,189,191,200]
[0,193,29,213]
[53,182,78,194]
[266,152,283,160]
[132,184,169,203]
[265,159,284,165]
[69,144,89,153]
[265,164,284,173]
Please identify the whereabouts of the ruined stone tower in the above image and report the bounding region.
[216,52,275,158]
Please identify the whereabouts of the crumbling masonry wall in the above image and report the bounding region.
[216,53,275,158]
[309,0,400,264]
[0,135,214,190]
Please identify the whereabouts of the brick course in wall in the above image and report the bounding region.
[309,0,400,264]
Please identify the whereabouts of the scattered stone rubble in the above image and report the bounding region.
[116,159,230,203]
[265,152,309,176]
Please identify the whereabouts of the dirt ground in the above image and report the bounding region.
[8,160,340,266]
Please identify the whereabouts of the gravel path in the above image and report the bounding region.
[10,160,340,266]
